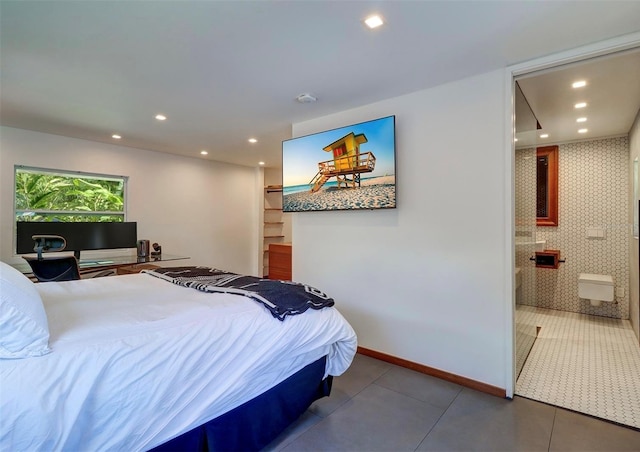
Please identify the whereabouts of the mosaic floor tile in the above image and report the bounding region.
[516,305,640,429]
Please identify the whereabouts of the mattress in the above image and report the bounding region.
[0,273,357,451]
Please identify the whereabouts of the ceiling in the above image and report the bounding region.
[2,1,640,168]
[515,48,640,148]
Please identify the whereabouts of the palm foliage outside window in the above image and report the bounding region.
[15,166,127,223]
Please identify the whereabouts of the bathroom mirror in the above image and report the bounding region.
[537,145,558,226]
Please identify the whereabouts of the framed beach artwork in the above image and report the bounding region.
[282,115,396,212]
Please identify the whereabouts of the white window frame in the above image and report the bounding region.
[14,165,129,222]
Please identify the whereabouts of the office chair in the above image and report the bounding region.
[22,234,81,282]
[23,255,81,282]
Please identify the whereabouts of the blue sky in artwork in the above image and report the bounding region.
[282,116,396,187]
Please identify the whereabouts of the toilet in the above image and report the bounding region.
[578,273,614,306]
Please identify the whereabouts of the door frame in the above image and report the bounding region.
[503,31,640,397]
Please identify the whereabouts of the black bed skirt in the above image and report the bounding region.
[150,356,331,451]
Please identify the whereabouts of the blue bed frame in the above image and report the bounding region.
[151,356,331,451]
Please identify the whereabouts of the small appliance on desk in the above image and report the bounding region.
[137,240,150,258]
[124,241,162,275]
[150,242,162,257]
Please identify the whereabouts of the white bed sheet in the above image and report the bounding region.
[0,273,357,451]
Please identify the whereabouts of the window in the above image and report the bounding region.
[15,166,127,223]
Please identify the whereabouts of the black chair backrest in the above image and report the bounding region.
[23,256,81,282]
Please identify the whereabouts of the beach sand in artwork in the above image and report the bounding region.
[284,175,395,211]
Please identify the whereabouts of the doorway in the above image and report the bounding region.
[511,46,640,428]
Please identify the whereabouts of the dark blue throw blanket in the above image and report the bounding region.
[143,266,334,321]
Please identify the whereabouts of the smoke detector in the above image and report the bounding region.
[296,93,317,103]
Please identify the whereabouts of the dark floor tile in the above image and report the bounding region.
[309,353,393,418]
[417,391,555,452]
[374,365,463,409]
[549,407,640,451]
[308,382,352,418]
[284,384,445,451]
[262,410,322,451]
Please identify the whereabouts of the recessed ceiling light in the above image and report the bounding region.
[364,15,384,29]
[578,128,588,134]
[200,150,208,155]
[258,161,265,166]
[248,138,258,144]
[514,138,518,142]
[112,134,121,139]
[575,102,587,109]
[572,80,587,88]
[155,114,167,121]
[576,117,587,123]
[540,133,549,138]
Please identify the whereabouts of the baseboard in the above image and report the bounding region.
[357,346,507,398]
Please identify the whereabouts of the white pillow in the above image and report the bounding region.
[0,261,51,358]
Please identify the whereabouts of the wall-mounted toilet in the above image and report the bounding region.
[578,273,614,306]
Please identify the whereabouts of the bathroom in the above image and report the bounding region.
[513,49,640,429]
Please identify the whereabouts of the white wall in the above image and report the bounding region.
[292,69,509,389]
[629,111,640,341]
[0,126,259,275]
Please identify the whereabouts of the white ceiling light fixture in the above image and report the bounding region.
[572,80,587,88]
[295,93,317,104]
[248,138,258,143]
[155,114,167,121]
[364,14,384,29]
[578,128,588,134]
[112,134,121,139]
[576,117,587,123]
[540,133,549,138]
[574,102,587,109]
[258,161,265,166]
[200,150,208,155]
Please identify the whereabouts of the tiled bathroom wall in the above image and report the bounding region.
[516,136,630,319]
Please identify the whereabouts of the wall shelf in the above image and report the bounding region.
[533,249,562,269]
[263,184,286,277]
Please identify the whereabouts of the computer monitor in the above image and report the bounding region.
[16,222,137,260]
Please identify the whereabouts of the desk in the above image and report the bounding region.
[116,263,162,275]
[13,254,189,279]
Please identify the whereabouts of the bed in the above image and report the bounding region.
[0,262,357,451]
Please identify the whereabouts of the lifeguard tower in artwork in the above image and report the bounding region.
[309,132,376,193]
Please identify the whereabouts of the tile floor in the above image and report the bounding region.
[264,353,640,451]
[516,305,640,430]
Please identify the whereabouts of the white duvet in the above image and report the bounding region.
[0,273,357,451]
